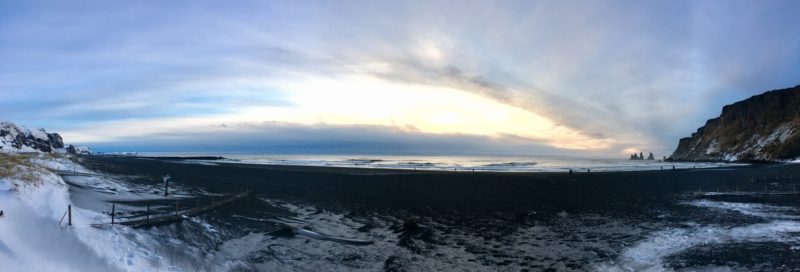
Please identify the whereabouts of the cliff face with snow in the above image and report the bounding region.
[669,85,800,162]
[0,121,64,153]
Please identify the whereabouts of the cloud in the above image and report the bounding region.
[83,121,586,156]
[2,0,800,156]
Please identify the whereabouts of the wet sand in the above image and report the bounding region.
[79,156,800,221]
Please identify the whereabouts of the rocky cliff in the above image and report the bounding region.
[0,121,64,153]
[669,85,800,162]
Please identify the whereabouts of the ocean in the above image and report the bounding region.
[133,153,742,172]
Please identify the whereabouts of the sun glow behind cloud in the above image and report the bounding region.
[63,74,613,150]
[279,75,614,150]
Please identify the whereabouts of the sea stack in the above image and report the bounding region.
[629,152,656,160]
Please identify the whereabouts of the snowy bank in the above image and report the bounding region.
[0,154,169,271]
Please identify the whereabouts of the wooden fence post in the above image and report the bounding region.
[111,204,115,224]
[68,205,72,226]
[164,177,170,197]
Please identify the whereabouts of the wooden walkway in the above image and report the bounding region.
[94,191,251,228]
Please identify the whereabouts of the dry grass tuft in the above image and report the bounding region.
[0,153,47,182]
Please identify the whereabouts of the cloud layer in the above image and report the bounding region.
[2,0,799,156]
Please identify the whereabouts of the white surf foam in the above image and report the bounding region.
[141,153,745,173]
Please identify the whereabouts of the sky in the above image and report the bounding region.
[1,0,800,157]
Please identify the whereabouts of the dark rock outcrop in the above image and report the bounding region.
[0,121,65,153]
[669,85,800,161]
[629,152,656,160]
[66,144,77,154]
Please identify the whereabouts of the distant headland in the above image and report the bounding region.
[668,84,800,162]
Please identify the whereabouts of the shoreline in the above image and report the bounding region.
[78,155,800,217]
[86,154,757,175]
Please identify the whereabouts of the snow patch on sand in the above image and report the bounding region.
[597,221,800,272]
[224,199,658,271]
[598,200,800,271]
[685,199,800,220]
[212,198,504,271]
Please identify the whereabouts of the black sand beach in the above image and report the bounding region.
[72,156,800,271]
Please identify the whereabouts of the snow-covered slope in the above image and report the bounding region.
[0,154,168,271]
[0,155,115,271]
[0,121,64,153]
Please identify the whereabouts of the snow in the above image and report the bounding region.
[722,153,737,161]
[0,121,61,154]
[597,200,800,271]
[705,139,719,155]
[26,128,49,141]
[74,146,92,155]
[0,186,118,272]
[0,155,112,271]
[0,144,38,154]
[214,198,502,271]
[732,123,797,160]
[597,221,800,272]
[0,154,168,271]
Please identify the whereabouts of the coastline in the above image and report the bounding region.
[76,155,800,270]
[94,153,752,174]
[5,154,799,271]
[80,155,794,217]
